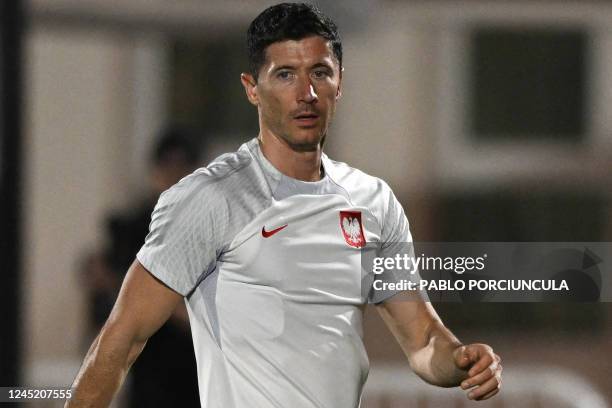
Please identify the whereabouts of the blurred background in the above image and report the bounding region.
[1,0,611,407]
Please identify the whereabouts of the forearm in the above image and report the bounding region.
[408,321,466,387]
[66,324,145,407]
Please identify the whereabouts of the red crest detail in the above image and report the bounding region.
[339,211,365,248]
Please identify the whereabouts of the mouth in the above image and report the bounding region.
[293,112,320,126]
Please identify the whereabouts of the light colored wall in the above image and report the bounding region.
[23,26,135,379]
[328,14,437,198]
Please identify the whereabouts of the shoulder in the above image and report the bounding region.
[152,144,260,224]
[162,143,255,201]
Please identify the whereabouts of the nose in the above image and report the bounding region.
[297,77,318,104]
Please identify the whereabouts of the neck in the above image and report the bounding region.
[258,131,323,182]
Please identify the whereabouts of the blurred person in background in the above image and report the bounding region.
[68,3,501,407]
[80,126,202,407]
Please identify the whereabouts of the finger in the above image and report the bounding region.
[467,375,502,400]
[473,372,502,401]
[461,359,497,389]
[474,386,500,401]
[468,351,494,377]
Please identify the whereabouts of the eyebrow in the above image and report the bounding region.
[311,62,334,70]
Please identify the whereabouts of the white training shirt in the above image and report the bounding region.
[137,138,415,408]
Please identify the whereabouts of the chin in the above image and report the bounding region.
[285,131,325,152]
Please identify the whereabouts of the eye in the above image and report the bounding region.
[277,71,294,80]
[312,69,330,79]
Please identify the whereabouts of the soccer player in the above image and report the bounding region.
[67,3,502,407]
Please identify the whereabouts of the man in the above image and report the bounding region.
[79,128,201,407]
[67,3,502,407]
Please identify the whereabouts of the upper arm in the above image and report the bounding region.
[104,259,184,344]
[376,294,442,356]
[136,174,223,296]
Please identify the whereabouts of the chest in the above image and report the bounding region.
[219,194,381,302]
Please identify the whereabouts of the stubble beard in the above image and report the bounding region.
[266,115,329,153]
[281,132,325,152]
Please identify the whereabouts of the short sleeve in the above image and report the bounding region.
[368,182,421,303]
[137,174,223,296]
[380,183,413,258]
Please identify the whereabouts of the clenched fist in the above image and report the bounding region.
[454,344,502,401]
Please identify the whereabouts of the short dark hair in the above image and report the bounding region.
[247,2,342,80]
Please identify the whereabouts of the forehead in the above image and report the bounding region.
[263,36,338,68]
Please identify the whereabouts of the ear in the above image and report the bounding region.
[336,66,344,100]
[240,73,259,106]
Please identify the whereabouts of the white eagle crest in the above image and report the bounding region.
[342,217,362,244]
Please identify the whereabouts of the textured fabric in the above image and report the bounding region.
[137,138,417,408]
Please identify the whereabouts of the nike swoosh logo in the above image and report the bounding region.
[262,224,288,238]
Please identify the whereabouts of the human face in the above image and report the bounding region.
[241,36,342,152]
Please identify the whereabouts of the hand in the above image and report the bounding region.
[454,343,502,401]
